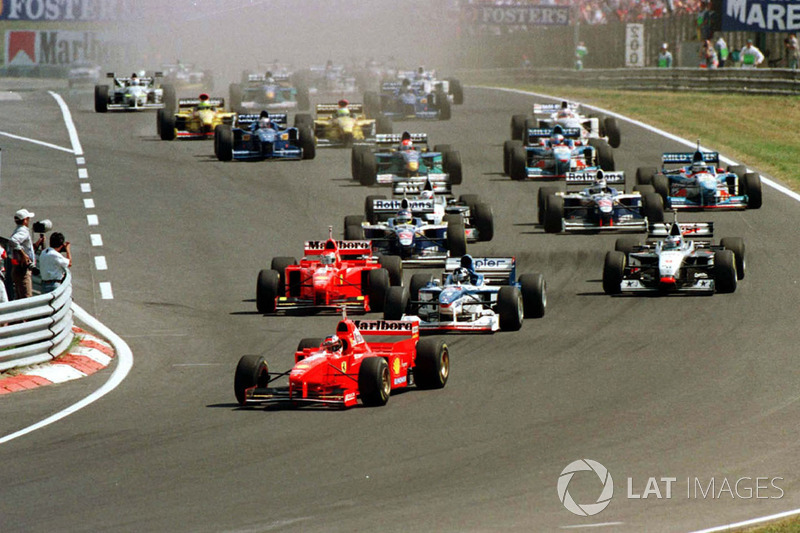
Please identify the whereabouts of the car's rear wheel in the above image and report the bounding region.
[368,268,390,312]
[359,151,377,186]
[256,269,280,313]
[443,150,463,185]
[510,114,527,140]
[383,286,409,320]
[653,174,670,203]
[473,203,494,241]
[642,192,665,223]
[379,255,403,286]
[604,116,621,148]
[503,140,523,175]
[510,146,527,181]
[270,257,296,290]
[364,194,387,223]
[359,357,391,406]
[444,215,467,257]
[588,138,615,171]
[636,166,658,186]
[745,172,762,209]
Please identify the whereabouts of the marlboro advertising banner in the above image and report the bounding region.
[722,0,800,32]
[5,30,117,65]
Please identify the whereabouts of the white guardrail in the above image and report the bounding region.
[0,271,74,372]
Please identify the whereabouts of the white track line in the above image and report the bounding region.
[90,234,103,246]
[0,131,73,153]
[561,522,625,529]
[479,85,800,532]
[479,86,800,204]
[48,91,83,156]
[0,303,132,444]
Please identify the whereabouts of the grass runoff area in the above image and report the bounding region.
[743,515,800,532]
[511,85,800,192]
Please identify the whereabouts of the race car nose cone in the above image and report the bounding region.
[659,276,677,285]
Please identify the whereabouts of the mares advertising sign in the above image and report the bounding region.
[5,30,118,65]
[461,4,570,26]
[0,0,135,21]
[721,0,800,31]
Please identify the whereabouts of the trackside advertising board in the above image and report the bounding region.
[5,30,119,65]
[722,0,800,32]
[0,0,135,21]
[461,4,569,26]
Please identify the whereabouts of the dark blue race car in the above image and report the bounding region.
[214,113,315,162]
[363,78,451,121]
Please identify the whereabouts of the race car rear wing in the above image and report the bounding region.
[662,152,719,165]
[353,318,420,338]
[391,176,451,195]
[565,171,625,185]
[316,103,364,115]
[178,98,225,108]
[304,240,373,259]
[237,113,288,126]
[525,127,582,142]
[371,198,436,215]
[444,257,516,285]
[381,81,404,91]
[375,133,428,145]
[648,222,714,238]
[533,102,579,115]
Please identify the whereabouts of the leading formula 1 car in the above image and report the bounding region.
[214,113,315,161]
[94,72,176,112]
[510,100,621,148]
[383,255,546,332]
[602,217,745,295]
[636,145,763,210]
[256,230,402,314]
[538,170,664,233]
[504,125,614,181]
[234,316,449,408]
[157,94,236,140]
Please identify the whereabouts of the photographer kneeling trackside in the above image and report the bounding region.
[38,232,71,294]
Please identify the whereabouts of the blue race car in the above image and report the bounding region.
[229,73,310,113]
[636,145,763,210]
[364,78,451,121]
[382,255,546,332]
[214,113,315,162]
[345,204,466,266]
[504,125,614,180]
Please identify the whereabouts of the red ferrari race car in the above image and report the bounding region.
[234,316,449,408]
[256,229,402,314]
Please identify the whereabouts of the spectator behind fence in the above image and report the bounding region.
[785,33,799,69]
[38,232,71,294]
[700,39,718,68]
[740,39,765,68]
[9,209,43,299]
[657,43,673,67]
[0,247,7,303]
[715,35,729,67]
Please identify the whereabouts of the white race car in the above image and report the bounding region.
[510,101,621,148]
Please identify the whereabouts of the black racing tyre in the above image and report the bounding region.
[364,91,381,118]
[524,118,537,135]
[537,186,560,224]
[448,78,464,105]
[602,251,626,295]
[351,145,369,180]
[344,215,365,236]
[296,337,324,352]
[409,273,433,301]
[364,194,387,223]
[518,273,546,319]
[433,144,452,154]
[299,126,316,160]
[538,120,550,128]
[415,338,449,390]
[720,237,746,280]
[727,165,747,180]
[633,184,655,195]
[156,108,162,136]
[473,203,494,242]
[510,114,527,140]
[588,138,614,171]
[270,256,296,290]
[653,173,670,203]
[345,224,365,240]
[358,357,391,407]
[229,83,242,113]
[745,172,762,209]
[642,192,665,223]
[256,269,280,313]
[437,93,451,120]
[234,354,268,405]
[614,236,641,254]
[216,125,233,161]
[714,249,737,293]
[158,109,176,140]
[443,150,462,185]
[543,195,564,234]
[383,286,409,320]
[604,116,621,148]
[636,166,658,186]
[379,255,403,286]
[94,85,108,113]
[359,151,378,186]
[213,125,223,157]
[497,286,524,331]
[376,115,392,134]
[444,215,467,256]
[294,113,313,129]
[368,268,390,313]
[458,194,480,212]
[503,140,523,175]
[510,146,528,181]
[161,84,177,113]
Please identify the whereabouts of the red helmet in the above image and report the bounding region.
[322,335,342,353]
[401,138,412,148]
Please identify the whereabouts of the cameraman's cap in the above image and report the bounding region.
[14,208,35,221]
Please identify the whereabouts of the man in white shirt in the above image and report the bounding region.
[9,208,43,299]
[38,232,71,294]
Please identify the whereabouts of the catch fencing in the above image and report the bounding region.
[0,271,74,372]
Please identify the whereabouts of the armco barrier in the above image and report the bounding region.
[0,271,74,372]
[455,67,800,96]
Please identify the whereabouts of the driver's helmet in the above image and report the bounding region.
[401,138,413,150]
[258,110,271,129]
[557,109,573,119]
[420,190,434,199]
[336,107,350,118]
[266,77,275,84]
[664,235,681,249]
[130,73,140,86]
[453,267,471,284]
[691,151,706,173]
[322,335,343,354]
[197,93,211,109]
[593,176,607,191]
[396,209,413,225]
[320,252,336,266]
[552,134,565,145]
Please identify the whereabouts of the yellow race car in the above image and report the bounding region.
[157,94,236,140]
[297,100,392,148]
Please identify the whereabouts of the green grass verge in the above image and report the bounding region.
[741,515,800,532]
[505,84,800,191]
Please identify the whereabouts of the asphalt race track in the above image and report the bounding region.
[1,84,799,533]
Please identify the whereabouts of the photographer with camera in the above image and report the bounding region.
[38,232,71,294]
[9,209,44,299]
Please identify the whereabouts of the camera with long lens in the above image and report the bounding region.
[32,220,52,233]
